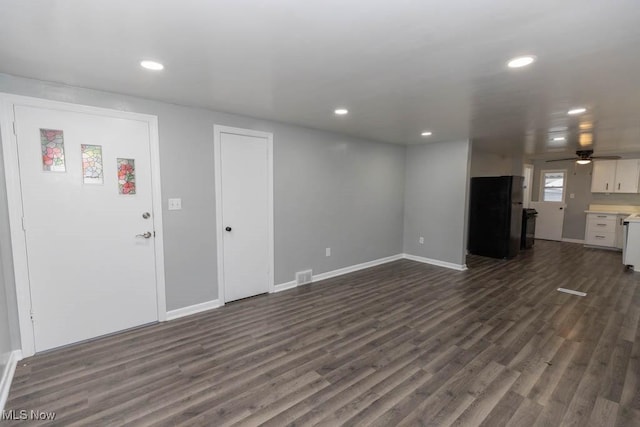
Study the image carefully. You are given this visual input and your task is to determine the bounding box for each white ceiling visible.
[1,0,640,157]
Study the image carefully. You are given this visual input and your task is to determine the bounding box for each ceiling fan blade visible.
[591,155,622,160]
[545,157,578,162]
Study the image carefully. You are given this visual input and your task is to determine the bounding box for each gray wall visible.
[0,73,406,312]
[403,140,471,266]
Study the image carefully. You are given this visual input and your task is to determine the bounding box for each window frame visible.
[539,169,567,203]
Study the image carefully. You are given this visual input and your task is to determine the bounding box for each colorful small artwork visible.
[117,158,136,195]
[81,145,103,184]
[40,129,66,172]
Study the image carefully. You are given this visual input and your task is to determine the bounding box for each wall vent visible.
[296,270,313,285]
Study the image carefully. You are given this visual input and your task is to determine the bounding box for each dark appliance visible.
[468,176,524,259]
[521,208,537,249]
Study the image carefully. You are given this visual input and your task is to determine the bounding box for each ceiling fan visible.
[546,150,621,164]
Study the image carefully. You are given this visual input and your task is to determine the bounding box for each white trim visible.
[313,254,404,282]
[0,350,22,412]
[402,253,468,271]
[0,93,166,357]
[272,253,468,293]
[166,300,221,321]
[213,125,274,305]
[274,281,297,293]
[148,116,167,322]
[562,238,585,244]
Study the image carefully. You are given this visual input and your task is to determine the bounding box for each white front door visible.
[14,104,159,352]
[531,169,567,241]
[215,126,273,303]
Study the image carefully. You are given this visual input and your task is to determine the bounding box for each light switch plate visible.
[168,198,182,210]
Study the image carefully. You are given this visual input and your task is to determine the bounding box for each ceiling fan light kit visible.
[546,150,622,164]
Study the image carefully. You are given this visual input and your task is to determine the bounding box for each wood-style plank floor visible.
[4,240,640,426]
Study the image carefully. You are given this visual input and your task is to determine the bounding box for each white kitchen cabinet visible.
[614,160,640,193]
[591,161,617,192]
[591,159,640,193]
[584,213,619,249]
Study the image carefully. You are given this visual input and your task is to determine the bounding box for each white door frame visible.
[523,163,534,208]
[0,93,167,357]
[213,125,274,305]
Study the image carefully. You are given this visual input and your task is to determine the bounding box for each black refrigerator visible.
[468,176,524,259]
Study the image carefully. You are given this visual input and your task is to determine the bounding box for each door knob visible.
[136,232,152,238]
[225,226,232,232]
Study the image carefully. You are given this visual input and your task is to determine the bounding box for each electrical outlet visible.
[570,193,575,199]
[168,198,182,210]
[419,237,424,244]
[326,247,331,257]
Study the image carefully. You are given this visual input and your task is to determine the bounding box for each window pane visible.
[544,188,563,202]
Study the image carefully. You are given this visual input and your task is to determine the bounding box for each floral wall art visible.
[40,128,66,172]
[117,158,136,194]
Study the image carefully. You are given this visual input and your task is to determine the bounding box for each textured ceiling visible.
[1,0,639,157]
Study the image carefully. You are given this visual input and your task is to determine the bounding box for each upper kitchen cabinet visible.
[591,159,640,193]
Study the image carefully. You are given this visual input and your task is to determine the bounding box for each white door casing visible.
[0,94,166,357]
[523,164,533,209]
[214,125,274,304]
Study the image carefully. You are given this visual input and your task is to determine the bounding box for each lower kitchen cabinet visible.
[584,213,625,250]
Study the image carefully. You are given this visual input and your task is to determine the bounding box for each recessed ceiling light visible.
[553,137,566,141]
[421,131,433,137]
[140,60,164,71]
[507,55,536,68]
[568,107,587,115]
[334,108,349,115]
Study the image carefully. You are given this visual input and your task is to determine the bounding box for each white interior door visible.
[15,104,159,352]
[217,127,273,303]
[531,169,567,241]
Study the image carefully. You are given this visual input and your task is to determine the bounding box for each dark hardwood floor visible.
[4,240,640,426]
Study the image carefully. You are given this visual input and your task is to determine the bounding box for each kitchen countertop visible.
[585,204,640,216]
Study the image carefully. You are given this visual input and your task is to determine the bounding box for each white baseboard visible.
[402,253,468,271]
[274,281,297,293]
[562,238,585,244]
[273,254,404,292]
[313,254,404,282]
[1,350,22,412]
[166,299,221,321]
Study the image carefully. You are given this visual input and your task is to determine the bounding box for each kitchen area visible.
[469,153,640,271]
[536,157,640,269]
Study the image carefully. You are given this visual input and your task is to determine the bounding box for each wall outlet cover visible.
[325,247,331,257]
[168,198,182,210]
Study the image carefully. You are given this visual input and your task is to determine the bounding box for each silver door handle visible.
[136,232,152,239]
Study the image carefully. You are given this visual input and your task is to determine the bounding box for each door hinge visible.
[12,121,17,136]
[30,309,34,322]
[153,231,156,237]
[21,216,26,231]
